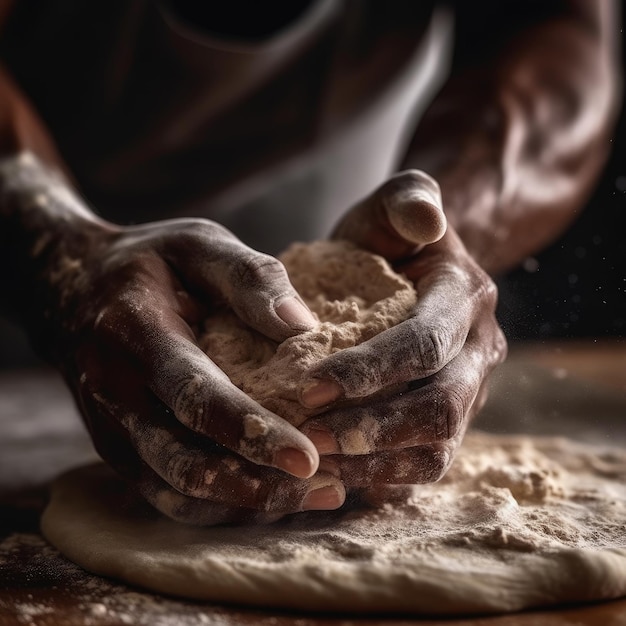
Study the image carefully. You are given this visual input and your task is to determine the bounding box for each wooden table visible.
[1,340,625,626]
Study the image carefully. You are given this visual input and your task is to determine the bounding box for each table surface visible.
[1,339,625,626]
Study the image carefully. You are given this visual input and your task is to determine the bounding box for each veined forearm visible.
[403,1,621,275]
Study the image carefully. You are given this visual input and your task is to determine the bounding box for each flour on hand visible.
[40,240,626,614]
[200,240,417,428]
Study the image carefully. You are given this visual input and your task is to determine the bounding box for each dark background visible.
[0,10,624,367]
[496,79,626,340]
[454,0,626,340]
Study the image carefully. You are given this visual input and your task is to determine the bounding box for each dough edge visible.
[41,455,626,615]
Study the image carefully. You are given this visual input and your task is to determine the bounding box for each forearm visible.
[402,0,621,275]
[0,65,110,352]
[0,153,115,357]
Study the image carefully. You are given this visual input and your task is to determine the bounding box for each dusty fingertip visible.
[387,197,447,245]
[275,297,318,332]
[273,447,319,478]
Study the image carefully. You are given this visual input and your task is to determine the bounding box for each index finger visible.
[148,335,321,478]
[96,299,320,479]
[299,261,485,406]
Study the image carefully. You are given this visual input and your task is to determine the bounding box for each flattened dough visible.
[41,241,626,614]
[41,432,626,614]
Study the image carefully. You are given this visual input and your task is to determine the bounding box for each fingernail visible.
[274,447,317,478]
[301,379,342,408]
[306,428,338,454]
[275,297,317,331]
[302,486,344,511]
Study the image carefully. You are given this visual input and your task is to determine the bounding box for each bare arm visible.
[402,0,621,274]
[0,59,94,340]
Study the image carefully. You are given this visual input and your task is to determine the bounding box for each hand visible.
[44,211,347,524]
[297,170,507,490]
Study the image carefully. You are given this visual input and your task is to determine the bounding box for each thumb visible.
[332,170,446,260]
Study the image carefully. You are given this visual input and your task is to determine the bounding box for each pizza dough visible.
[40,240,626,614]
[41,431,626,614]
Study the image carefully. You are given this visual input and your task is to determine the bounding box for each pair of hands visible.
[55,170,506,525]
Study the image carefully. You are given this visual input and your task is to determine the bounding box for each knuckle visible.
[444,397,464,440]
[165,453,205,497]
[433,385,465,441]
[235,253,287,288]
[215,455,281,513]
[172,374,213,432]
[161,219,232,259]
[320,346,383,398]
[171,218,218,241]
[254,474,301,513]
[413,327,450,373]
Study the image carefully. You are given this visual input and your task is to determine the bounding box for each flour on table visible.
[41,432,626,614]
[199,240,417,427]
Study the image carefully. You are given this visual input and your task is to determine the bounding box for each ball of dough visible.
[200,240,417,426]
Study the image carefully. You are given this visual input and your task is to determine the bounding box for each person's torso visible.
[1,0,452,252]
